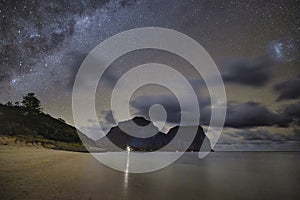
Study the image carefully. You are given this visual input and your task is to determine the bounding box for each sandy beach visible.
[0,144,299,200]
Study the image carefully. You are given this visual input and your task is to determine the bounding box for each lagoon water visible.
[0,148,299,200]
[115,152,300,200]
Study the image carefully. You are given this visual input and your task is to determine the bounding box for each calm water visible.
[96,152,300,200]
[2,150,299,200]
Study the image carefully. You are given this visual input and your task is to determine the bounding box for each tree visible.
[5,101,13,106]
[22,93,42,112]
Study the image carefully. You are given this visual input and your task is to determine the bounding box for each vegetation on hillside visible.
[0,93,93,152]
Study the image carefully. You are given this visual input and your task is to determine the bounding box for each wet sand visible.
[0,146,299,200]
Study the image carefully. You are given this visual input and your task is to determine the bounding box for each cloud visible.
[130,94,211,125]
[224,101,291,128]
[221,56,273,87]
[87,119,97,123]
[231,129,287,141]
[80,123,111,140]
[274,77,300,101]
[130,94,179,122]
[294,128,300,135]
[65,50,122,93]
[216,128,300,151]
[100,110,116,125]
[130,93,292,128]
[282,101,300,125]
[218,129,300,144]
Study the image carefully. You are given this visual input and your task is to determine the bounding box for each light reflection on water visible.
[86,152,300,200]
[123,147,130,198]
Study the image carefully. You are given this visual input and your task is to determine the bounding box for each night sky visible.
[1,0,300,150]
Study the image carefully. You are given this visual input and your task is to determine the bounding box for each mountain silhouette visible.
[96,117,212,152]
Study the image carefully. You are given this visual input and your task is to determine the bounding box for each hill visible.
[0,104,94,152]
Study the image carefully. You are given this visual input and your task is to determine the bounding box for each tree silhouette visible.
[22,93,42,112]
[5,101,13,106]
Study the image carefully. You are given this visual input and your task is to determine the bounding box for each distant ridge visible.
[96,116,212,152]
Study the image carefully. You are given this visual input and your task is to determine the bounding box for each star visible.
[11,78,17,84]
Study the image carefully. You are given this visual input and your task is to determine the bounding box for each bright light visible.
[126,146,131,152]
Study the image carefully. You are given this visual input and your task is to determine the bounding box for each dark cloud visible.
[232,130,285,141]
[274,77,300,101]
[225,101,291,128]
[217,129,300,151]
[66,49,134,91]
[66,51,121,93]
[198,101,293,128]
[221,56,273,87]
[282,101,300,125]
[294,128,300,135]
[130,94,211,125]
[100,110,116,125]
[130,94,181,123]
[231,129,300,142]
[130,93,293,128]
[87,119,97,123]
